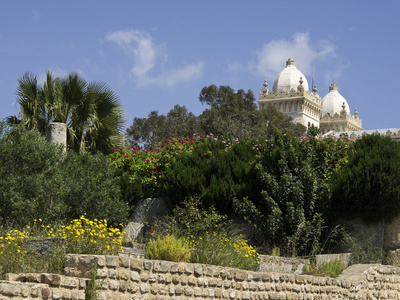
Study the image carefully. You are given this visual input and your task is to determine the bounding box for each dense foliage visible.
[126,85,305,149]
[9,72,124,154]
[116,130,355,256]
[241,133,352,255]
[331,134,400,223]
[159,133,353,256]
[162,136,260,213]
[110,134,208,204]
[0,123,128,227]
[127,105,200,150]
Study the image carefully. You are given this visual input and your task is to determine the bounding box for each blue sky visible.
[1,1,399,131]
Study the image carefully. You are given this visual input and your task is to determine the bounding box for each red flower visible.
[334,161,337,164]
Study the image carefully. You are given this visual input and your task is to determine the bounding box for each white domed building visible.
[319,83,362,133]
[258,58,363,134]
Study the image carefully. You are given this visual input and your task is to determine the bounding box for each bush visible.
[163,137,260,214]
[0,123,128,227]
[147,197,227,240]
[110,135,208,201]
[187,231,259,271]
[303,259,344,278]
[146,234,191,262]
[331,134,400,223]
[347,234,389,265]
[234,133,352,256]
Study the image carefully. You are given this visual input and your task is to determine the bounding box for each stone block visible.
[118,268,130,281]
[159,261,170,273]
[316,253,351,268]
[193,265,203,277]
[105,255,118,268]
[119,256,130,268]
[130,258,143,271]
[140,283,150,293]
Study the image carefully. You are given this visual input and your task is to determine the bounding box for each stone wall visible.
[4,254,400,299]
[258,255,310,274]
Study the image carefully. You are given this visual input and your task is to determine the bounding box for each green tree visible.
[127,105,199,149]
[331,134,400,223]
[257,105,306,139]
[198,85,260,138]
[199,85,305,139]
[126,85,305,150]
[11,72,124,154]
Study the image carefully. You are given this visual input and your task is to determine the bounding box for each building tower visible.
[319,83,362,134]
[258,58,322,129]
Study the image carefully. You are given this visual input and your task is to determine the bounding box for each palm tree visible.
[13,71,124,154]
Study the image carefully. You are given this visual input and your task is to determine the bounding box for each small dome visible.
[321,84,351,116]
[272,58,309,92]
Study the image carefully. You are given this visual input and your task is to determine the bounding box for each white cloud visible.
[323,60,352,84]
[141,62,205,87]
[105,29,204,87]
[251,32,336,78]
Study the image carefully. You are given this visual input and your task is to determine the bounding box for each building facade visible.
[258,58,363,134]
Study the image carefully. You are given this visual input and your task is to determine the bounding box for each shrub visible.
[146,234,191,262]
[110,135,209,201]
[163,136,260,215]
[331,134,400,223]
[146,197,227,241]
[303,259,344,278]
[347,234,389,265]
[0,123,128,227]
[233,133,352,256]
[187,231,259,270]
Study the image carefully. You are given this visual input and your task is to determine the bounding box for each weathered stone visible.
[105,256,118,268]
[194,265,203,277]
[108,269,117,279]
[130,271,140,282]
[140,272,149,282]
[130,258,143,271]
[159,261,170,273]
[118,268,130,281]
[140,283,150,293]
[119,256,130,268]
[185,264,194,274]
[143,260,152,271]
[127,282,139,293]
[108,279,119,291]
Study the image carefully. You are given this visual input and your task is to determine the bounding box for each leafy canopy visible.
[10,72,124,154]
[126,85,306,149]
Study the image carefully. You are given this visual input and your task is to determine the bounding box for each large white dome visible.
[321,84,350,116]
[272,58,309,93]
